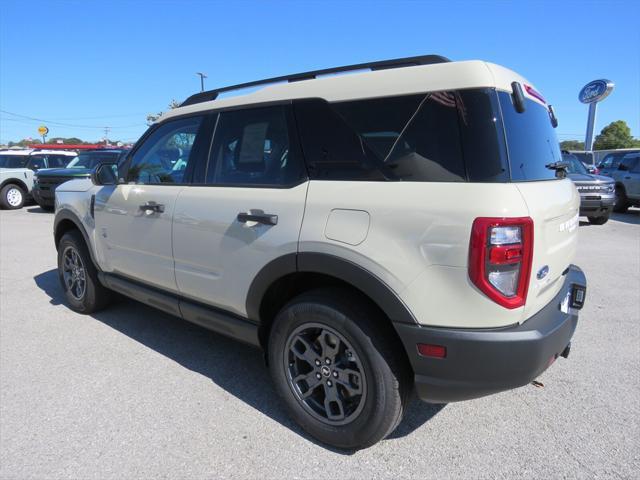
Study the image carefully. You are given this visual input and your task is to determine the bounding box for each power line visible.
[0,110,146,129]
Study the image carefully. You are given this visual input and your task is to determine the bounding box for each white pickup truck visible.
[0,167,34,209]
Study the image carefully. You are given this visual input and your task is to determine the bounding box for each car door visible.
[94,115,210,293]
[172,104,308,316]
[620,155,640,199]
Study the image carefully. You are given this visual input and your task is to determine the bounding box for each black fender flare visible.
[245,252,417,325]
[53,209,100,269]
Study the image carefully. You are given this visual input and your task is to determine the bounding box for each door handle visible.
[237,211,278,225]
[624,176,631,179]
[139,201,165,213]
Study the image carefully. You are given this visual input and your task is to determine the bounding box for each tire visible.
[613,185,629,213]
[57,230,111,313]
[0,184,25,210]
[268,288,410,450]
[587,215,609,225]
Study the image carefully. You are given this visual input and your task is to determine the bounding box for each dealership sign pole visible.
[579,79,614,151]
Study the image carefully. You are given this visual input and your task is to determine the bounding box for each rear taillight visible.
[469,217,534,309]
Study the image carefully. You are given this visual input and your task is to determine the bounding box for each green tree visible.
[146,99,181,125]
[560,140,585,151]
[593,120,640,150]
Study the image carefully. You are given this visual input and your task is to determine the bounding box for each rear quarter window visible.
[294,88,509,183]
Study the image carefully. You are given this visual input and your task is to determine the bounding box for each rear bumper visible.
[579,193,614,216]
[395,265,586,403]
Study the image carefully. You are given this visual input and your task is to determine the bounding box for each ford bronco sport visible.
[53,55,587,449]
[0,166,34,209]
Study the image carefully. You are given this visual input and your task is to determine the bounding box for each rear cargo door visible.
[498,90,580,319]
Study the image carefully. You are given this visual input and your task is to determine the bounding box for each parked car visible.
[53,55,586,449]
[32,149,126,210]
[0,167,34,209]
[608,152,640,213]
[594,148,640,167]
[598,149,640,177]
[0,149,76,171]
[561,152,615,224]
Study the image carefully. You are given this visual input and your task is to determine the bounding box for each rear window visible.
[498,91,560,181]
[294,88,509,182]
[0,155,29,168]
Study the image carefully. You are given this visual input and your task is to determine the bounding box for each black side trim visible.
[180,302,259,347]
[297,253,417,324]
[100,272,181,317]
[99,272,260,347]
[53,210,100,268]
[245,254,297,321]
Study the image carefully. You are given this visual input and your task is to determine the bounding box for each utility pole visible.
[103,126,111,146]
[196,72,207,92]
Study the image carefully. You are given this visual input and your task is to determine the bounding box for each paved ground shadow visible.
[34,268,444,453]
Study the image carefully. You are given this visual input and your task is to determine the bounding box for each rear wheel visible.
[57,230,111,313]
[0,184,25,209]
[268,289,410,450]
[587,215,609,225]
[613,185,629,213]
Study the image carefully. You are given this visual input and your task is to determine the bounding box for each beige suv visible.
[53,55,587,449]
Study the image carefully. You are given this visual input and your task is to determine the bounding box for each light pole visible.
[196,72,207,92]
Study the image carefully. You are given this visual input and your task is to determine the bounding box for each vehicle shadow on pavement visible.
[25,206,53,214]
[33,269,444,453]
[610,210,640,225]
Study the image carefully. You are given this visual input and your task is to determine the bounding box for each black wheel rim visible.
[284,323,367,426]
[62,246,86,301]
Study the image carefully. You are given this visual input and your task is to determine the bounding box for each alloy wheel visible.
[284,323,367,426]
[62,246,87,301]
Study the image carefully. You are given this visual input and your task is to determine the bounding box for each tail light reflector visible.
[417,344,447,358]
[469,217,534,309]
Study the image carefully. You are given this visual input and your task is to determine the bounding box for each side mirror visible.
[91,162,119,185]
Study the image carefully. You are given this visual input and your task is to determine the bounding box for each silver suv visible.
[609,153,640,213]
[53,55,587,449]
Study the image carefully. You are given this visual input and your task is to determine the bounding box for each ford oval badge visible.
[537,265,549,280]
[579,79,614,104]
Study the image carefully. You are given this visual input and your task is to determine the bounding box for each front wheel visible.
[0,184,25,209]
[57,230,111,313]
[588,215,609,225]
[613,185,629,213]
[268,289,410,450]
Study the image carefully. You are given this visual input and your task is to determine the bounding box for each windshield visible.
[498,92,560,181]
[0,155,29,168]
[66,151,120,169]
[562,154,588,175]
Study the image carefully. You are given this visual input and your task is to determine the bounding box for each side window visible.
[630,158,640,174]
[206,105,304,186]
[600,155,612,169]
[28,156,45,170]
[294,91,468,182]
[127,116,204,184]
[49,155,71,168]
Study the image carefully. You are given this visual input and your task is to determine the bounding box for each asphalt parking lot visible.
[1,206,638,479]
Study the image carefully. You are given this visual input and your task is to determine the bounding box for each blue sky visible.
[1,0,638,144]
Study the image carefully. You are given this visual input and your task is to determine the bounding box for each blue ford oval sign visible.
[579,79,614,104]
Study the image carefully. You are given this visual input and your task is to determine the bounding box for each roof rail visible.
[180,54,450,107]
